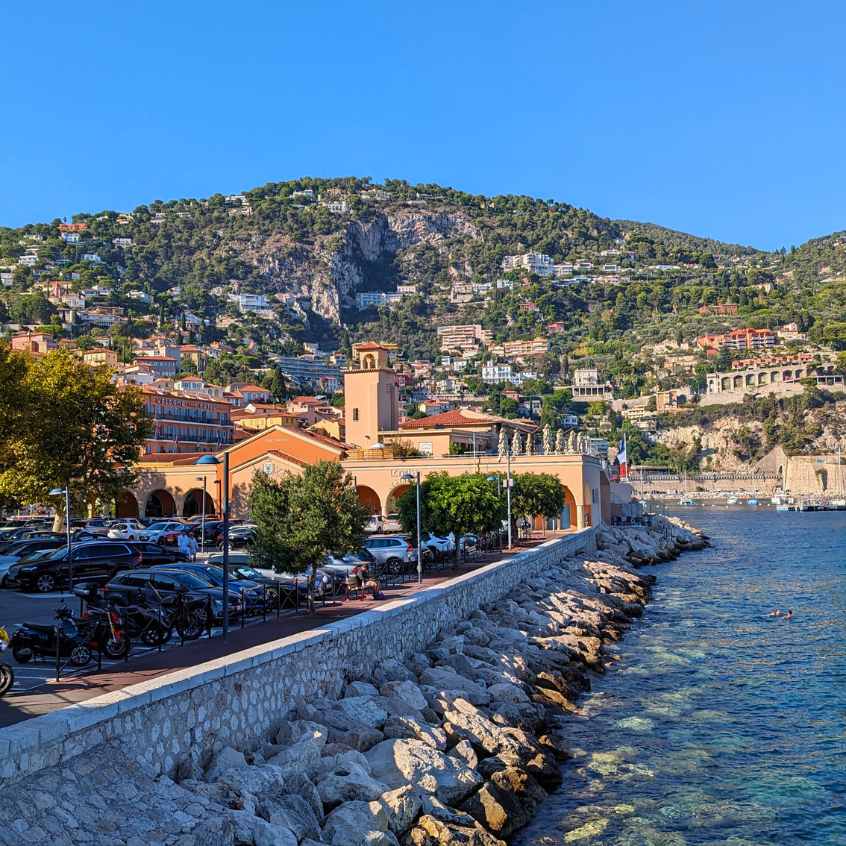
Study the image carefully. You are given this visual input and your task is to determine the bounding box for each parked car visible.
[7,541,143,593]
[125,542,189,566]
[102,568,240,622]
[362,535,418,574]
[0,538,70,586]
[143,521,192,545]
[321,547,384,587]
[0,530,66,554]
[421,531,456,557]
[364,514,383,533]
[219,524,256,550]
[85,518,116,536]
[382,513,402,532]
[107,519,150,541]
[150,562,266,613]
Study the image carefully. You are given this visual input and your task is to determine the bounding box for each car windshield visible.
[234,566,261,579]
[43,547,68,561]
[165,572,210,589]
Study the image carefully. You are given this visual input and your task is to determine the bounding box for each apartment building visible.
[141,386,234,454]
[490,337,550,359]
[570,368,615,401]
[230,293,270,313]
[696,328,777,352]
[437,324,493,354]
[501,253,555,277]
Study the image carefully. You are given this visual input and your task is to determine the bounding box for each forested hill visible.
[0,177,844,376]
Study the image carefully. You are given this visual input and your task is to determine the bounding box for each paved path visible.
[0,539,557,727]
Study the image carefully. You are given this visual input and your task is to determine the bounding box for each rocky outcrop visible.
[0,520,703,844]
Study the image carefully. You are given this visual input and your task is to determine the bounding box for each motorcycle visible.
[0,627,14,696]
[11,603,107,667]
[80,604,130,659]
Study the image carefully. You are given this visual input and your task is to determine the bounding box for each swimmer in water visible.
[768,609,782,617]
[785,609,793,620]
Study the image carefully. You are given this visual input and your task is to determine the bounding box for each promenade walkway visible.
[0,537,558,728]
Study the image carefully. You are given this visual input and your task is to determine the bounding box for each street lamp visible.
[195,475,208,555]
[49,486,72,592]
[401,471,422,584]
[196,453,230,638]
[486,475,503,549]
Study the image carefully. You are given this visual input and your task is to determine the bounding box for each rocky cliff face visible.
[243,210,480,325]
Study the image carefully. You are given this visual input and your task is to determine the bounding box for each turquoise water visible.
[514,508,846,846]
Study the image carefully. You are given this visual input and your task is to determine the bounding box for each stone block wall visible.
[0,529,596,787]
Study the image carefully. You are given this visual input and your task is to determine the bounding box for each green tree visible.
[511,473,565,528]
[397,473,504,540]
[264,368,289,402]
[249,462,367,604]
[0,349,149,520]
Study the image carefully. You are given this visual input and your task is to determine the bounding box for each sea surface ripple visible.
[513,508,846,846]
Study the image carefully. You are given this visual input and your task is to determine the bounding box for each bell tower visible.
[344,342,399,448]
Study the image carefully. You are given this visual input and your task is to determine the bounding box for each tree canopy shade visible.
[248,462,368,590]
[510,473,566,523]
[396,472,504,539]
[0,347,149,515]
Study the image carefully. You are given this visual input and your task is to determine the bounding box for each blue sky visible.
[2,1,845,249]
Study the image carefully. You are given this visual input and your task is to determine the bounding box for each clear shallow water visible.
[514,509,846,846]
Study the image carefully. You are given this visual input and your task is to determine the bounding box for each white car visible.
[107,519,149,541]
[143,521,191,544]
[421,532,455,555]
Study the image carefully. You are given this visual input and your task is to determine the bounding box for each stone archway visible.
[386,484,411,515]
[182,488,217,518]
[562,486,577,529]
[816,469,828,492]
[356,485,382,515]
[115,490,139,518]
[145,489,176,518]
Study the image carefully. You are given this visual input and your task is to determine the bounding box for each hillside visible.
[1,177,845,385]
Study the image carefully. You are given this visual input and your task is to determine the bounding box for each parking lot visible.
[0,537,554,727]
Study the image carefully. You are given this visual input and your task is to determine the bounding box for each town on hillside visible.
[1,178,845,502]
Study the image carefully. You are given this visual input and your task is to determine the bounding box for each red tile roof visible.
[399,410,501,430]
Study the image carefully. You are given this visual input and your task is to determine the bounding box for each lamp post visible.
[486,474,502,549]
[196,453,229,638]
[196,475,208,555]
[401,471,422,584]
[49,486,72,592]
[505,437,513,549]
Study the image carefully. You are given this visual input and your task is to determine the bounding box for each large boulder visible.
[486,682,529,704]
[380,680,428,712]
[419,668,489,706]
[365,739,482,805]
[378,785,422,835]
[258,794,322,842]
[231,811,298,846]
[316,759,390,807]
[404,814,507,846]
[347,680,380,697]
[442,700,504,756]
[459,768,546,839]
[382,715,448,751]
[322,800,389,845]
[205,746,248,782]
[337,696,389,729]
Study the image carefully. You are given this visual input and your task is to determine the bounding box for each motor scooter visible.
[0,627,14,695]
[11,603,101,667]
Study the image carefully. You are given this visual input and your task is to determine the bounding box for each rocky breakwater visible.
[0,520,705,846]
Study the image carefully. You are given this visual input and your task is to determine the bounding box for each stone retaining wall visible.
[0,529,596,788]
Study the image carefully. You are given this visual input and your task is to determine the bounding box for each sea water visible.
[513,508,846,845]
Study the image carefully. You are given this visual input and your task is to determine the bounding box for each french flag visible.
[617,436,628,479]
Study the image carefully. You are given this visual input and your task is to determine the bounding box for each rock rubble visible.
[0,518,704,845]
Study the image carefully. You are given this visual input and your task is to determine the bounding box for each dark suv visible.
[8,541,142,593]
[103,568,240,621]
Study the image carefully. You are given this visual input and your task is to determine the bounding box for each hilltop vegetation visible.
[1,176,845,390]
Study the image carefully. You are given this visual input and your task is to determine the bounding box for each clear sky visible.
[2,1,845,249]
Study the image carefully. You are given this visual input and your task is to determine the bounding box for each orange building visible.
[122,341,613,529]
